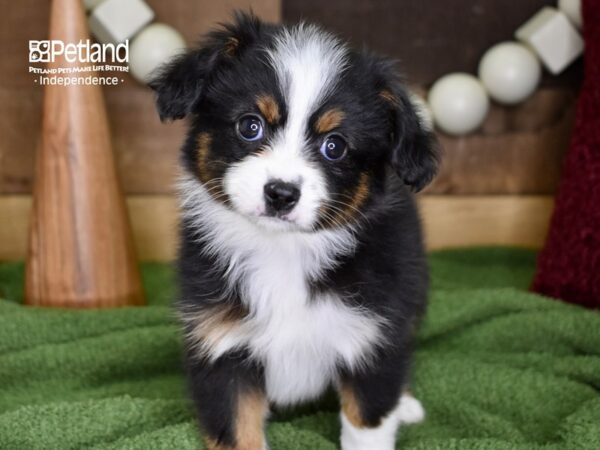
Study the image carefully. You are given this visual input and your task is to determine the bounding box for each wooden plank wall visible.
[0,0,580,260]
[0,195,554,261]
[283,0,581,195]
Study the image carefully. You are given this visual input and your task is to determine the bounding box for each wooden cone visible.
[25,0,145,307]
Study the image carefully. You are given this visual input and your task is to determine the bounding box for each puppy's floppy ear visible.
[374,60,440,192]
[149,11,263,121]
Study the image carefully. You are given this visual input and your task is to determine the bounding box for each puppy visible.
[151,12,439,450]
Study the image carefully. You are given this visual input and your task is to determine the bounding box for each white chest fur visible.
[180,178,384,406]
[230,240,382,406]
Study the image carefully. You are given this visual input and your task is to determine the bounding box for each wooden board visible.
[419,196,553,250]
[0,194,553,261]
[425,88,576,195]
[0,84,576,196]
[282,0,583,87]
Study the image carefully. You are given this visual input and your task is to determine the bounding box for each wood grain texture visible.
[25,0,144,308]
[282,0,583,86]
[419,196,553,249]
[1,196,178,262]
[0,0,576,196]
[0,194,554,262]
[0,85,576,195]
[424,88,576,195]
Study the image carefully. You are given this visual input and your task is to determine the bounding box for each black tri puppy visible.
[151,12,439,450]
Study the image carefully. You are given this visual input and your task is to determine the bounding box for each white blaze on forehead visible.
[266,24,349,153]
[222,25,349,231]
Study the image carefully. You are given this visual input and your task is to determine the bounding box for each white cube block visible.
[89,0,154,44]
[515,7,583,75]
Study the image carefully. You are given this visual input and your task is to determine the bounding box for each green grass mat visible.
[0,248,599,449]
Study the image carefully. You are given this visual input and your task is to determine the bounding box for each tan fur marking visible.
[234,390,268,449]
[379,89,399,105]
[318,172,371,229]
[256,95,280,124]
[339,384,365,428]
[205,438,229,450]
[347,172,370,214]
[197,132,213,183]
[196,133,229,203]
[224,37,240,56]
[315,108,345,133]
[203,390,267,450]
[183,303,248,357]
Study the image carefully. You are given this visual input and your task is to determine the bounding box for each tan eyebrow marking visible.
[315,108,345,134]
[256,94,280,124]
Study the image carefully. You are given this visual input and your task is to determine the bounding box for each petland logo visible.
[29,39,129,86]
[29,39,129,63]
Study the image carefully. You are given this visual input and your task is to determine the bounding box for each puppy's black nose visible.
[264,180,301,214]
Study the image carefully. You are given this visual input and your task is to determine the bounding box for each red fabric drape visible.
[531,0,600,307]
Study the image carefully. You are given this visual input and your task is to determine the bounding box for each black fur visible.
[151,11,439,448]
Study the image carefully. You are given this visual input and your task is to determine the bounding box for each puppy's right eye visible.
[237,115,264,142]
[320,134,347,161]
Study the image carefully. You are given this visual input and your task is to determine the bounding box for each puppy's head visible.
[151,12,439,232]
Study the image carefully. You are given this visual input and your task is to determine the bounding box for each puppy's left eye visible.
[320,135,347,161]
[237,115,264,142]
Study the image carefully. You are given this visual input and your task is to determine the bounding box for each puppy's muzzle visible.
[264,180,301,215]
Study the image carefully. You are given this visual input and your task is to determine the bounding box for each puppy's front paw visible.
[396,393,425,424]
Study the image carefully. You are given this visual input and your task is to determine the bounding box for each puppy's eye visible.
[237,115,264,142]
[320,135,347,161]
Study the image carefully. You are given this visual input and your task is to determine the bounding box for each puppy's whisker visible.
[318,208,345,230]
[328,199,371,224]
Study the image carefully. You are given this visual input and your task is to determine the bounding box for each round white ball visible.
[129,24,187,84]
[478,42,541,105]
[428,73,489,135]
[559,0,582,28]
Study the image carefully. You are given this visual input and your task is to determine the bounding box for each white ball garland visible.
[85,0,584,134]
[478,42,541,105]
[129,24,186,84]
[86,0,188,85]
[423,0,583,136]
[428,73,489,135]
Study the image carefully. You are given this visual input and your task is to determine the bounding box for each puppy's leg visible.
[338,352,424,450]
[185,349,268,450]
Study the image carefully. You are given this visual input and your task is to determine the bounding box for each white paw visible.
[396,394,425,424]
[340,412,398,450]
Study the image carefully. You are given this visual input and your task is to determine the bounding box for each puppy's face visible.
[152,13,438,232]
